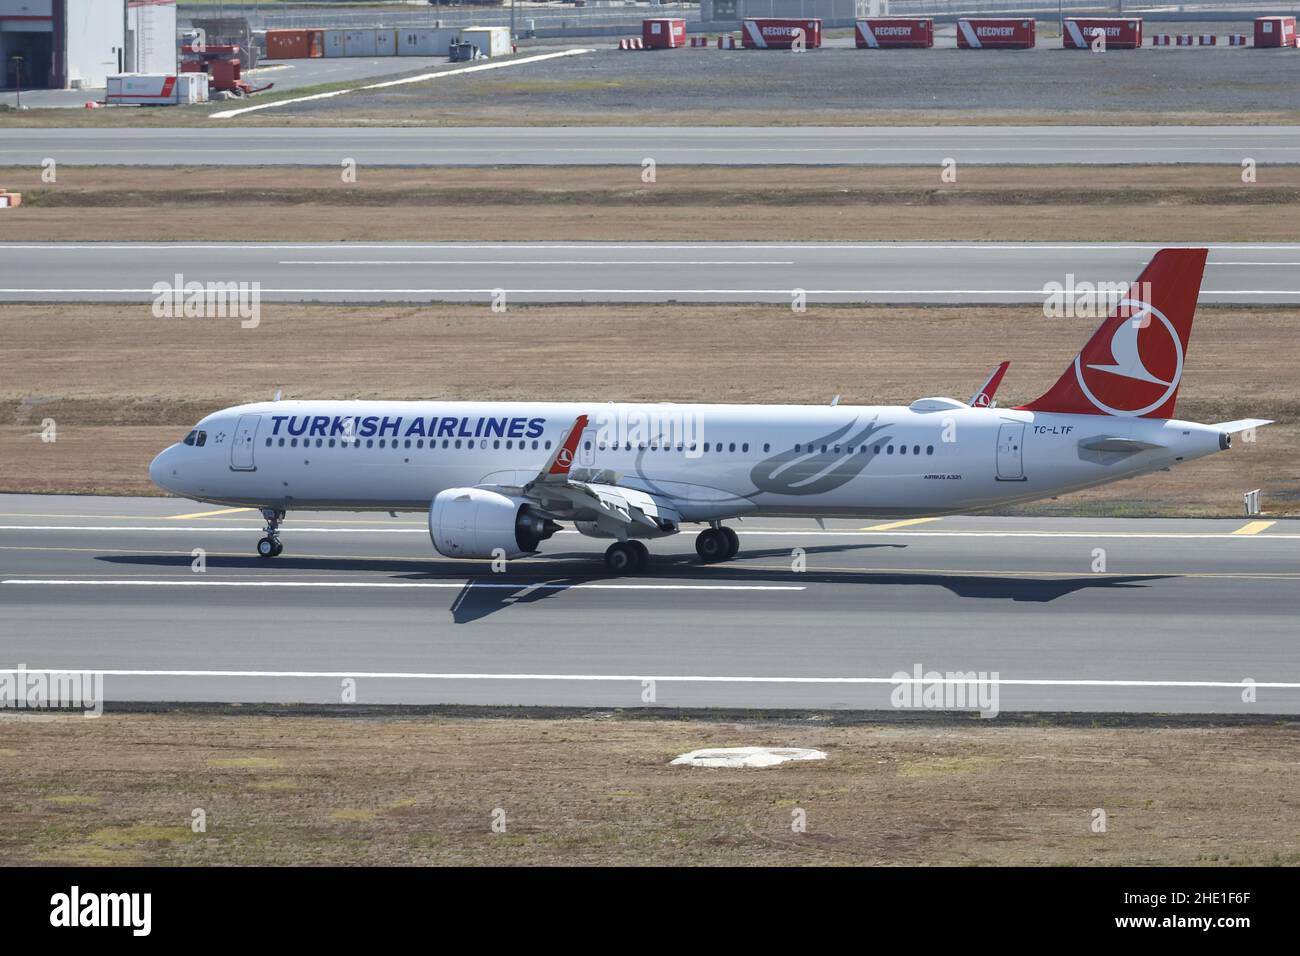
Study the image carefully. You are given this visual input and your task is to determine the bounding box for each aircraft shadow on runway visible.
[97,549,1175,625]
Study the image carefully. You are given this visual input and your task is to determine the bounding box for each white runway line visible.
[209,48,595,119]
[3,525,1296,540]
[6,243,1300,251]
[1,667,1296,689]
[1,579,804,592]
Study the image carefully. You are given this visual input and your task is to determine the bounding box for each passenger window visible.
[532,440,539,450]
[405,439,412,448]
[265,438,272,447]
[873,445,880,453]
[278,438,285,447]
[900,445,907,455]
[378,439,386,448]
[704,443,711,452]
[914,445,921,456]
[366,439,374,448]
[455,440,462,448]
[794,444,800,453]
[545,441,552,450]
[494,440,501,449]
[728,443,736,452]
[583,441,591,450]
[290,438,298,448]
[763,443,770,452]
[927,445,934,455]
[887,445,894,454]
[329,439,336,448]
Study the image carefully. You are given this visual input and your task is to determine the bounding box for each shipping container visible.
[460,26,512,58]
[956,18,1036,49]
[742,18,822,49]
[855,18,933,49]
[106,73,200,106]
[642,18,687,49]
[398,28,462,56]
[1254,16,1296,47]
[1063,18,1141,49]
[266,28,323,60]
[375,29,398,57]
[323,30,346,58]
[343,30,377,57]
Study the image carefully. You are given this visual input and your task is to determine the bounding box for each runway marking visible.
[166,507,253,520]
[2,525,1299,540]
[1231,520,1276,535]
[5,289,1298,297]
[7,243,1300,251]
[279,260,799,267]
[0,579,804,592]
[2,667,1297,690]
[210,48,596,118]
[860,517,941,531]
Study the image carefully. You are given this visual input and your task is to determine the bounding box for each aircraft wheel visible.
[257,536,279,558]
[720,526,740,559]
[695,528,727,563]
[604,541,645,575]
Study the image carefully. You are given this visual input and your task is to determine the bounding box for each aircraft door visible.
[231,414,260,471]
[995,423,1025,481]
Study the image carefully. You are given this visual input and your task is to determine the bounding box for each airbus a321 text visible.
[150,249,1270,574]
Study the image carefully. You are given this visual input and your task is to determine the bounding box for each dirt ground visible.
[1,712,1296,866]
[5,165,1298,241]
[0,302,1294,514]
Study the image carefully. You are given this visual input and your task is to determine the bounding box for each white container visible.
[106,73,183,106]
[176,72,209,104]
[398,28,461,56]
[374,29,397,56]
[323,30,346,57]
[460,26,511,58]
[343,29,377,57]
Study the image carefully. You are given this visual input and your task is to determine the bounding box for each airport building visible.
[0,0,174,91]
[702,0,873,25]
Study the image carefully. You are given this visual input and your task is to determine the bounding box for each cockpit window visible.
[195,431,207,447]
[183,430,197,446]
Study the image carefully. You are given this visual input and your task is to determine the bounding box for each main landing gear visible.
[256,508,285,558]
[695,525,740,563]
[604,540,649,574]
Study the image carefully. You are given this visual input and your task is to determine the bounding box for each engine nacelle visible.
[429,487,559,559]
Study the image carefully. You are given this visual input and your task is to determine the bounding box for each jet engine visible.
[429,487,560,559]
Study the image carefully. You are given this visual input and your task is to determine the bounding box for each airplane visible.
[149,247,1270,574]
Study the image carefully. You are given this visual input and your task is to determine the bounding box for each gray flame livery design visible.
[747,419,892,496]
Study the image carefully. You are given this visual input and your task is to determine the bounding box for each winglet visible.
[970,361,1010,408]
[543,414,589,479]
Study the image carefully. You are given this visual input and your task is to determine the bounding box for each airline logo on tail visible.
[1019,248,1207,420]
[1075,298,1184,417]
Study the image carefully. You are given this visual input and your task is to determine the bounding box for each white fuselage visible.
[149,399,1228,521]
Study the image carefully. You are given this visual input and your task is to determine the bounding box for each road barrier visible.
[957,18,1036,50]
[1062,18,1141,50]
[855,18,933,49]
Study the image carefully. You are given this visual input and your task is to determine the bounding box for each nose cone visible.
[149,446,178,494]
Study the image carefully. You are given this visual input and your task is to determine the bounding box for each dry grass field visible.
[1,712,1296,866]
[4,165,1298,242]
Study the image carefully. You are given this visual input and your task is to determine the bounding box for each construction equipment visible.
[180,43,273,98]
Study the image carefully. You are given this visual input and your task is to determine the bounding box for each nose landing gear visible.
[257,508,285,558]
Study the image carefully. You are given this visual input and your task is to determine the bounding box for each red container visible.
[266,28,323,60]
[1254,16,1296,47]
[1063,18,1142,49]
[855,18,933,49]
[957,18,1035,49]
[742,18,822,49]
[642,18,686,49]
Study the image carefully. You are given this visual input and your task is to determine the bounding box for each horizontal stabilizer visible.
[1213,418,1273,433]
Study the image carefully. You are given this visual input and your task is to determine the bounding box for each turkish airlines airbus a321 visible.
[150,248,1269,574]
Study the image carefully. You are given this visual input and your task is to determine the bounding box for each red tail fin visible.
[1018,248,1207,419]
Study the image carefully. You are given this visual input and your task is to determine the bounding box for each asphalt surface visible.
[1,241,1297,305]
[1,494,1297,713]
[3,125,1299,165]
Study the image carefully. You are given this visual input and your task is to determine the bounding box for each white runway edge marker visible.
[209,48,594,119]
[0,667,1296,689]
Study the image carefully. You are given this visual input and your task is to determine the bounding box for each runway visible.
[2,241,1299,305]
[3,126,1299,167]
[1,494,1297,714]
